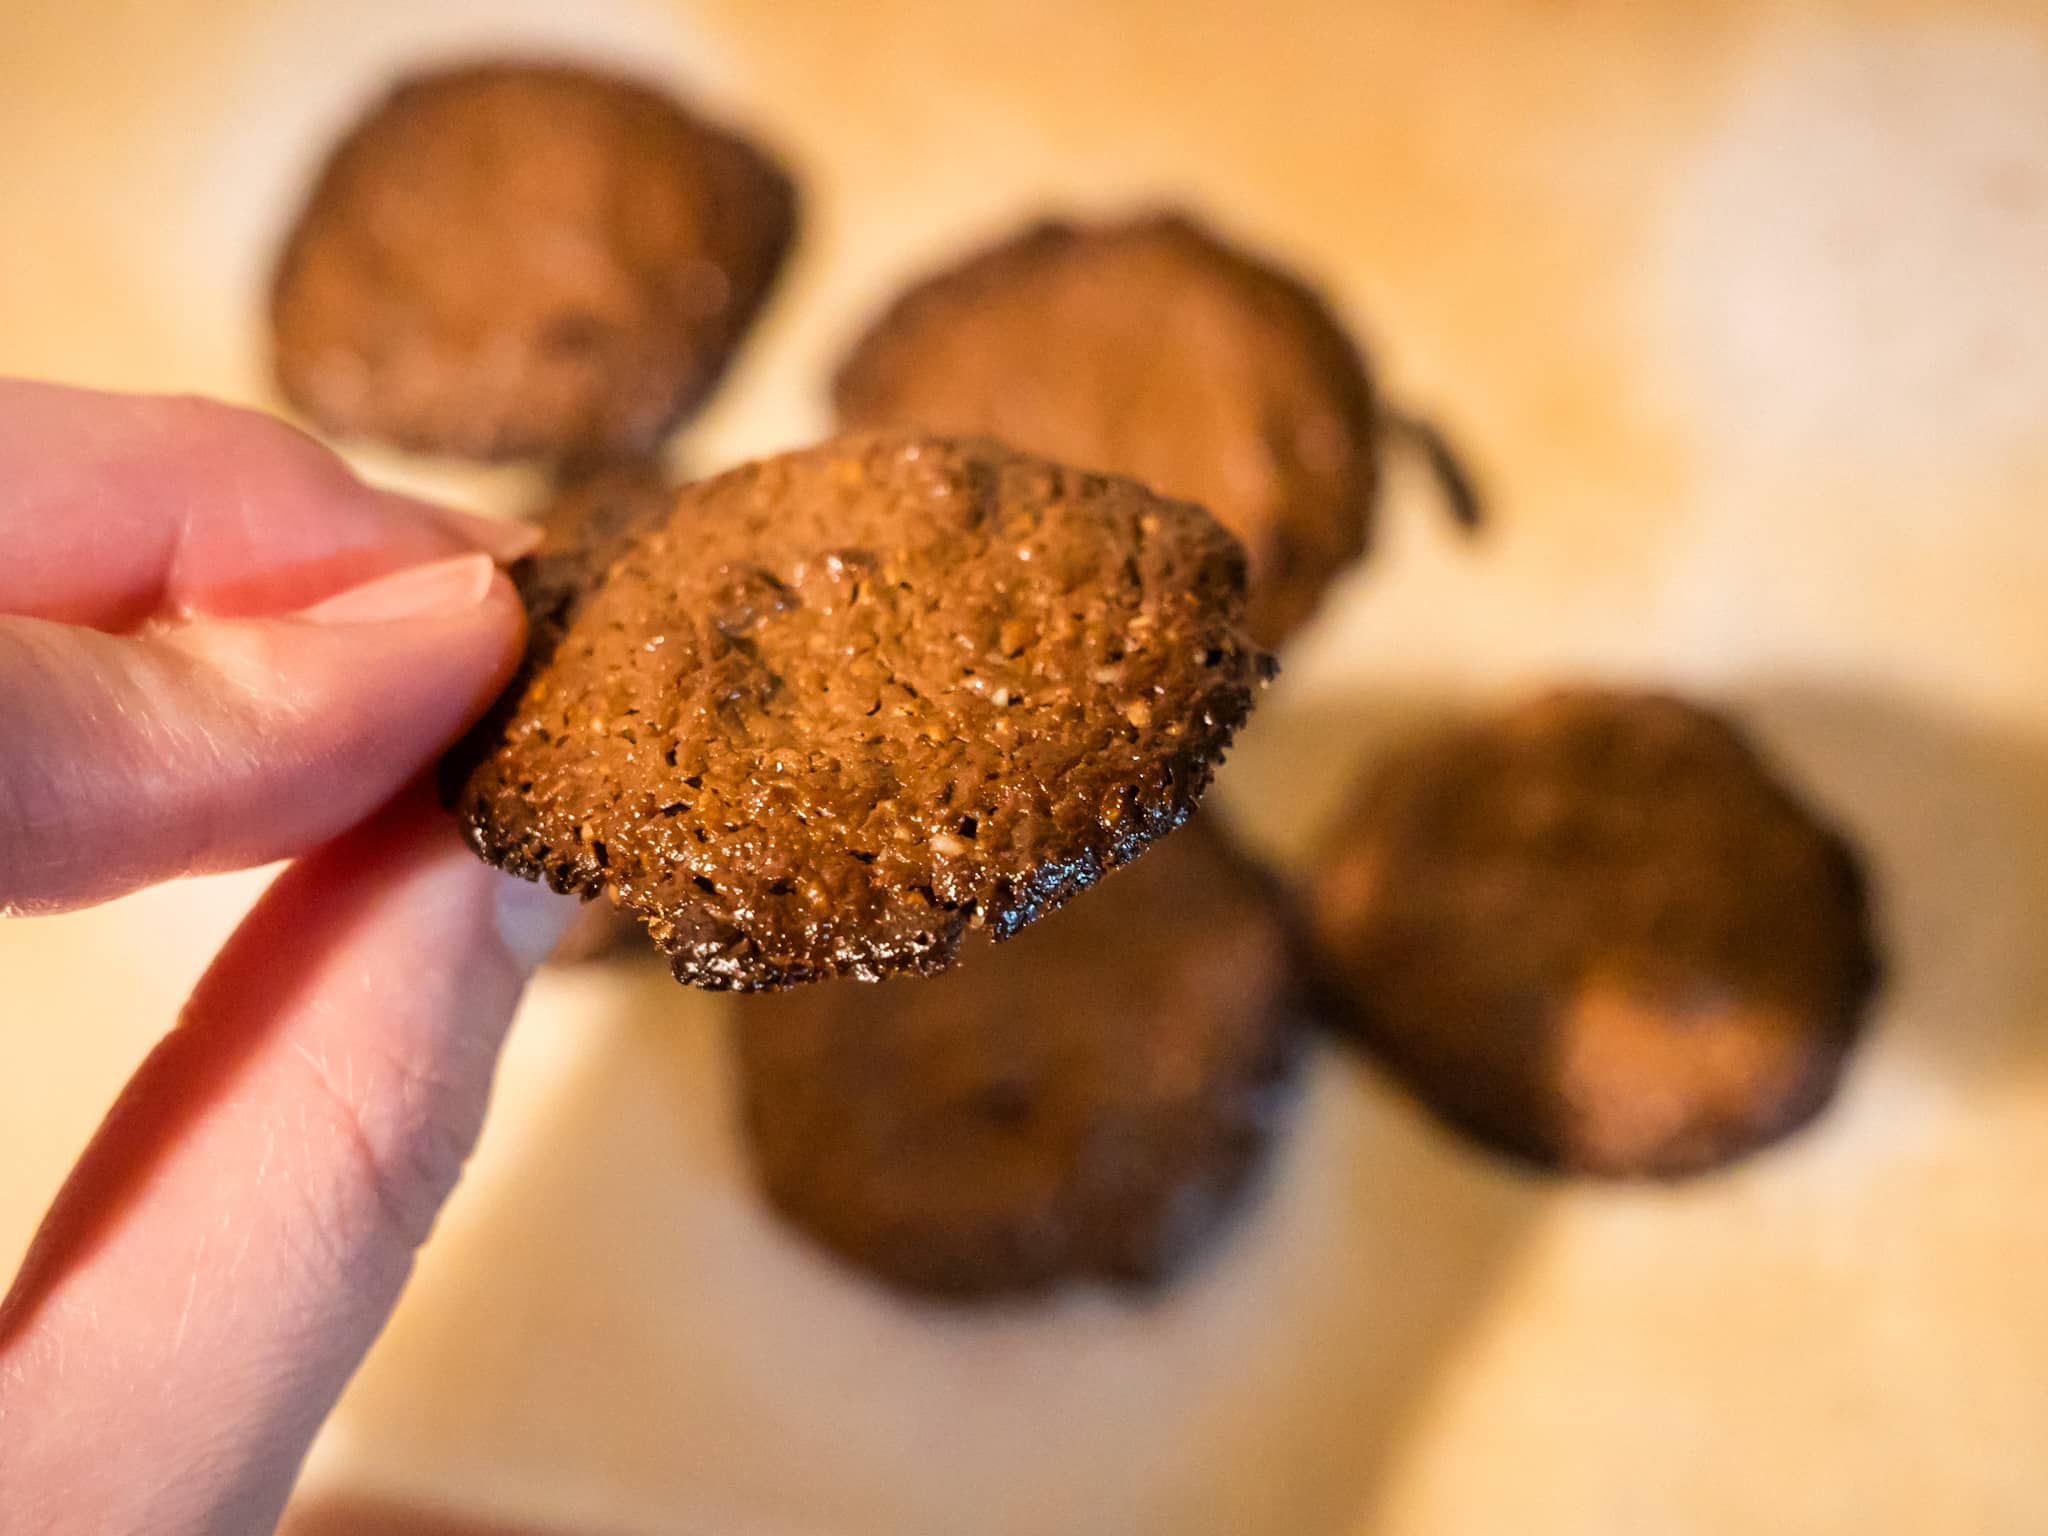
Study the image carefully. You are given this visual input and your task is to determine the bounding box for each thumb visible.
[0,553,524,914]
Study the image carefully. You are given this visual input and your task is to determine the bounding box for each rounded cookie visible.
[272,61,796,460]
[732,819,1310,1298]
[833,213,1377,647]
[1309,690,1881,1178]
[451,433,1271,990]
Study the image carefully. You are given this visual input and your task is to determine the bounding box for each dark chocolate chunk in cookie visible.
[732,818,1310,1297]
[833,213,1377,646]
[451,433,1271,990]
[272,61,796,460]
[1309,690,1881,1178]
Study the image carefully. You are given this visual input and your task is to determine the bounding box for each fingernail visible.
[300,553,497,625]
[494,876,580,970]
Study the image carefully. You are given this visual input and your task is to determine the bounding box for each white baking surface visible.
[3,2,2046,1531]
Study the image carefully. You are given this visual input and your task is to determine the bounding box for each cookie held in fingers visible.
[833,213,1378,646]
[732,818,1311,1298]
[533,457,679,559]
[443,457,679,818]
[450,433,1272,990]
[514,458,680,659]
[1309,690,1881,1178]
[507,462,678,966]
[271,61,796,460]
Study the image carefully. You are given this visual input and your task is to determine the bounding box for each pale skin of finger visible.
[0,792,571,1536]
[280,1497,587,1536]
[0,554,525,914]
[0,381,562,1529]
[0,379,536,914]
[0,381,536,628]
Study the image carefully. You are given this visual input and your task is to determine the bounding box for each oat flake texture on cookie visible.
[449,433,1272,990]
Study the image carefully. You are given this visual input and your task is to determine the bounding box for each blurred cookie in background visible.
[730,818,1317,1298]
[272,60,796,461]
[1309,689,1881,1178]
[832,212,1387,648]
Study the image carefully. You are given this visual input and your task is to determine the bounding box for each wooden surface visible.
[4,1,2047,1530]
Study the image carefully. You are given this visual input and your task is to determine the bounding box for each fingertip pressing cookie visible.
[451,433,1271,990]
[1309,689,1881,1178]
[731,817,1312,1297]
[832,212,1378,647]
[272,60,796,460]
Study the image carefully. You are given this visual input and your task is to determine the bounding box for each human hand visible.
[0,382,572,1534]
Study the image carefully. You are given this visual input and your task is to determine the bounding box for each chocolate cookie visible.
[534,457,678,559]
[447,458,678,810]
[517,463,678,965]
[732,819,1309,1297]
[1310,690,1880,1178]
[451,433,1271,990]
[517,458,679,663]
[272,61,796,460]
[832,213,1378,646]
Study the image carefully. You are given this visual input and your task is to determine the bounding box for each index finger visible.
[0,380,535,629]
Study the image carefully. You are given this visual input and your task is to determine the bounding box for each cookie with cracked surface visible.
[272,61,795,460]
[833,213,1377,647]
[732,818,1309,1297]
[1309,690,1881,1178]
[450,433,1271,990]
